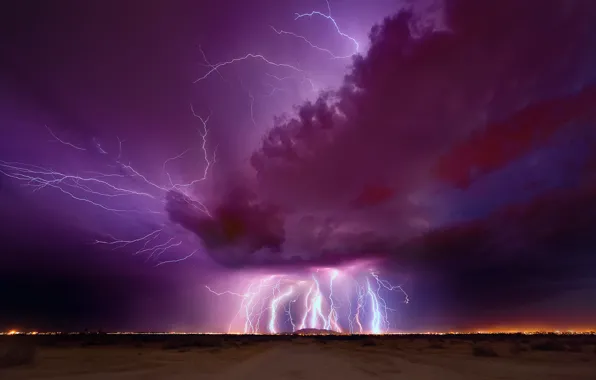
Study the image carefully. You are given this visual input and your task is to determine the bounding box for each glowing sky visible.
[1,0,596,332]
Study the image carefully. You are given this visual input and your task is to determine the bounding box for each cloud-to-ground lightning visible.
[206,263,409,334]
[0,0,407,321]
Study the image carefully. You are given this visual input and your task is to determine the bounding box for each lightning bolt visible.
[93,229,163,249]
[270,26,354,60]
[193,53,303,83]
[285,299,297,332]
[45,125,86,151]
[326,269,341,332]
[269,286,295,333]
[353,283,366,333]
[93,137,108,154]
[0,101,217,264]
[366,278,383,334]
[206,266,408,334]
[0,1,410,322]
[155,249,198,267]
[293,1,360,55]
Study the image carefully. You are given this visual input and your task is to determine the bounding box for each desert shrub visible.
[0,342,37,368]
[472,344,499,357]
[530,339,567,352]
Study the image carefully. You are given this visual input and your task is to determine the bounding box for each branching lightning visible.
[0,1,410,328]
[1,105,217,265]
[270,1,360,60]
[155,249,198,267]
[270,26,354,60]
[206,264,409,334]
[193,53,304,83]
[293,1,360,55]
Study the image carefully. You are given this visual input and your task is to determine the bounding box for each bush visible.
[472,344,499,357]
[428,342,446,349]
[0,342,37,368]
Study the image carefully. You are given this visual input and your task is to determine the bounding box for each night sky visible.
[1,0,596,333]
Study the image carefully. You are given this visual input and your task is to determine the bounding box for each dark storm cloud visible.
[3,0,596,331]
[435,84,596,188]
[351,185,396,208]
[165,187,285,267]
[392,183,596,315]
[251,0,596,206]
[177,0,596,265]
[162,0,596,321]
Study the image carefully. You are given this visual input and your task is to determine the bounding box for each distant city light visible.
[1,330,594,336]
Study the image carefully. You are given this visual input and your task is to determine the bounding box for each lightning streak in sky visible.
[270,26,354,60]
[45,125,86,151]
[193,53,303,83]
[154,249,198,267]
[270,1,359,60]
[0,2,405,328]
[206,263,408,334]
[0,105,217,265]
[293,1,360,55]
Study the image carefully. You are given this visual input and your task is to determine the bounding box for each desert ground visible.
[1,334,595,379]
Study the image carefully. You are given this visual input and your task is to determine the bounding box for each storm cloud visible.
[170,0,596,263]
[165,187,285,267]
[4,0,596,330]
[161,0,596,317]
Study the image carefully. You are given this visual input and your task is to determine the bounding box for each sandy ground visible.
[2,338,595,379]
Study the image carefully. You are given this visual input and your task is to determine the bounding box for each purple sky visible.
[1,0,596,332]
